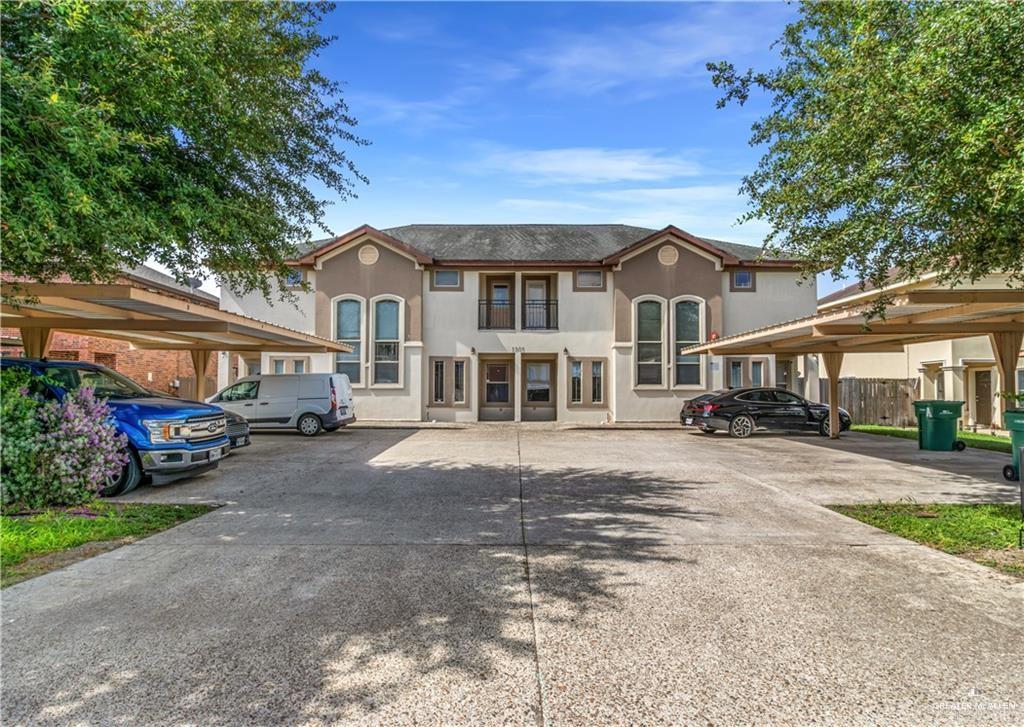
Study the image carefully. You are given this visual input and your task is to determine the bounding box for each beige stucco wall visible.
[721,270,817,336]
[422,270,614,423]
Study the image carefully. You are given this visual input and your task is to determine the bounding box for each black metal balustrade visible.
[523,299,558,330]
[478,299,559,329]
[479,300,514,329]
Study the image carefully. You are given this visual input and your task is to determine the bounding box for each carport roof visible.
[2,281,349,353]
[680,282,1024,356]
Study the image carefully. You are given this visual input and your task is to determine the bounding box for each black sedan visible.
[680,387,852,438]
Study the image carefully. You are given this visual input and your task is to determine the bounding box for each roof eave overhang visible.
[294,225,434,266]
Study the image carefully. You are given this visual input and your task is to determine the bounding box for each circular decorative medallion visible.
[657,245,679,266]
[358,244,379,265]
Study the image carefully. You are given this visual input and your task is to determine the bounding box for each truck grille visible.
[186,414,226,442]
[226,419,249,437]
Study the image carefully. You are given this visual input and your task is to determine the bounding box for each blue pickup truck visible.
[1,358,230,495]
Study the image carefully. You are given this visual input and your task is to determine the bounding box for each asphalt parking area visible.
[2,428,1021,725]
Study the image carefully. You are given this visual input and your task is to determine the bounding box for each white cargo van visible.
[208,373,355,436]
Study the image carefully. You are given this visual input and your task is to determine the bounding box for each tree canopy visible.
[1,0,365,298]
[709,1,1023,300]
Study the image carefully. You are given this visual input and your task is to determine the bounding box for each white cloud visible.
[523,4,789,97]
[477,147,701,185]
[498,198,598,212]
[347,86,483,132]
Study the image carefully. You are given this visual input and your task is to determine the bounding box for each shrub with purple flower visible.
[2,367,128,510]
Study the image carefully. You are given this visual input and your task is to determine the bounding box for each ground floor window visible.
[526,363,551,402]
[591,361,603,404]
[430,357,469,407]
[485,364,510,403]
[751,360,763,387]
[570,361,583,403]
[432,360,445,404]
[729,360,743,388]
[453,361,466,404]
[568,358,606,407]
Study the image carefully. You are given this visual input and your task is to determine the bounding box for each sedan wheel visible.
[728,415,754,439]
[297,413,323,437]
[819,418,831,437]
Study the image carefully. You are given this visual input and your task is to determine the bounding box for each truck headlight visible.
[143,419,189,443]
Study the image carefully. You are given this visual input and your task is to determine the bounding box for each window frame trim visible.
[729,269,756,292]
[632,295,668,390]
[430,269,464,291]
[330,294,367,389]
[369,294,405,389]
[573,269,606,292]
[567,357,608,408]
[670,295,706,391]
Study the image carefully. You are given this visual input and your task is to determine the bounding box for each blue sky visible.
[183,1,849,296]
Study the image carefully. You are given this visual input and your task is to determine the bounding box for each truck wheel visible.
[100,450,142,497]
[297,413,323,437]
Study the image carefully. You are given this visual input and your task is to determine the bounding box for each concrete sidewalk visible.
[2,428,1021,725]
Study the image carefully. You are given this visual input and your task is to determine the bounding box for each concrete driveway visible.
[2,428,1021,725]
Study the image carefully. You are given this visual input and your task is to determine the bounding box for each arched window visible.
[635,299,664,386]
[673,298,704,387]
[334,297,363,384]
[372,297,402,385]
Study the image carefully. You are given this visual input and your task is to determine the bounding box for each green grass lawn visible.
[830,502,1023,576]
[852,424,1012,453]
[1,502,214,587]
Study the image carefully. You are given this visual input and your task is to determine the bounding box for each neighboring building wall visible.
[1,330,217,393]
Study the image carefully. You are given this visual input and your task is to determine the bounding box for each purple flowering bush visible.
[1,368,128,510]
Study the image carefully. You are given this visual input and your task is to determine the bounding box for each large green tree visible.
[710,1,1023,300]
[1,0,365,298]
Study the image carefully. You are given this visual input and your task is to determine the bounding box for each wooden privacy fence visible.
[820,377,919,427]
[178,376,217,402]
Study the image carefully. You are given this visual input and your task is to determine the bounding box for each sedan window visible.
[772,391,804,404]
[737,390,774,403]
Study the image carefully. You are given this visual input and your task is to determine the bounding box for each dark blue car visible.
[1,358,230,495]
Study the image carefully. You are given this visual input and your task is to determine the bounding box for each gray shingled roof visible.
[383,224,656,261]
[296,224,773,263]
[123,265,219,304]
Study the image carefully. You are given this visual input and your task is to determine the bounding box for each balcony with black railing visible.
[522,299,558,330]
[478,300,514,329]
[478,299,559,330]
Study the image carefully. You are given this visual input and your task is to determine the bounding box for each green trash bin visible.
[1002,409,1024,481]
[913,400,966,452]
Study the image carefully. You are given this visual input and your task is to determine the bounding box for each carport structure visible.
[680,285,1024,438]
[2,282,349,399]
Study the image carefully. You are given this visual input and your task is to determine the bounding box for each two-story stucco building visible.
[218,224,820,423]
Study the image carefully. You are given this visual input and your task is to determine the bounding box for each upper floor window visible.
[731,270,755,291]
[335,298,363,384]
[673,299,702,387]
[373,298,401,385]
[432,270,461,289]
[636,300,664,386]
[574,270,604,290]
[284,268,304,287]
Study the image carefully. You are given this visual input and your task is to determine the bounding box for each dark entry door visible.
[975,370,992,425]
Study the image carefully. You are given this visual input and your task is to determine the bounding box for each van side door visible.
[256,377,299,427]
[215,380,260,420]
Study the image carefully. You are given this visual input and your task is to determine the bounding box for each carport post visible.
[821,352,844,440]
[989,330,1023,427]
[19,327,52,359]
[190,349,212,401]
